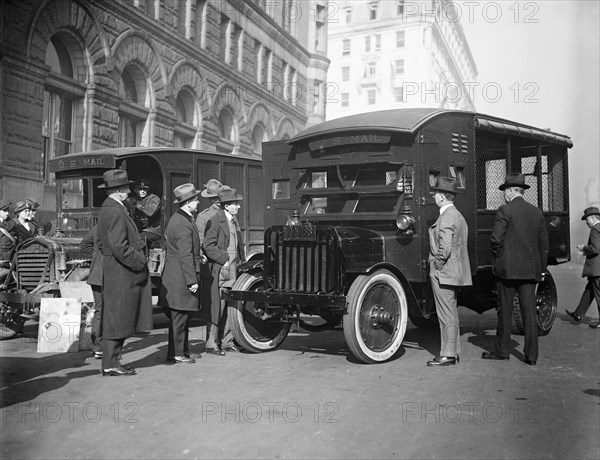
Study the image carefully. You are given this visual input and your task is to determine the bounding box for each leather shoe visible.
[102,366,136,376]
[481,351,509,360]
[566,310,582,322]
[222,344,242,353]
[205,347,225,356]
[589,321,600,329]
[173,355,196,364]
[525,359,537,365]
[427,356,458,366]
[92,351,103,359]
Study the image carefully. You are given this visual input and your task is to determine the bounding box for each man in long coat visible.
[203,188,245,355]
[566,207,600,328]
[484,173,549,365]
[427,177,472,367]
[96,169,152,376]
[159,183,203,363]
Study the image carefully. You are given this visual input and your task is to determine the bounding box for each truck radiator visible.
[16,240,53,291]
[265,226,339,293]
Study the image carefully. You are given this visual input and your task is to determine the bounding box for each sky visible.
[453,1,599,247]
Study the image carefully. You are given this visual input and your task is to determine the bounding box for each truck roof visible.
[290,108,573,148]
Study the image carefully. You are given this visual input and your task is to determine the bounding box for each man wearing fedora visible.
[196,179,228,247]
[566,206,600,328]
[128,178,162,247]
[96,169,153,376]
[203,188,246,355]
[159,184,203,364]
[484,173,549,365]
[426,177,472,367]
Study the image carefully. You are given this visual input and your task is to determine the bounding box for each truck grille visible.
[265,225,340,293]
[16,240,53,291]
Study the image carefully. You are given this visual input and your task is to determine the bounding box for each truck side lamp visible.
[396,205,416,232]
[56,252,67,271]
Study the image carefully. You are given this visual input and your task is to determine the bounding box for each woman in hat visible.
[566,206,600,328]
[202,188,246,355]
[11,201,35,245]
[159,183,203,363]
[96,169,152,376]
[0,199,16,281]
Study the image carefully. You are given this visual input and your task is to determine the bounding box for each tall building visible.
[326,0,477,120]
[0,0,330,221]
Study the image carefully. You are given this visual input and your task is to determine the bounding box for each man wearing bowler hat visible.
[96,169,153,376]
[426,177,472,367]
[159,183,203,364]
[203,188,246,355]
[566,206,600,328]
[483,173,549,365]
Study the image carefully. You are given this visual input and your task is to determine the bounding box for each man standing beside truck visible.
[484,173,549,365]
[427,177,472,367]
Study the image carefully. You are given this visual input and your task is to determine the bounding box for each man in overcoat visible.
[484,173,549,365]
[160,183,203,364]
[203,188,245,355]
[427,177,472,367]
[566,207,600,328]
[96,169,153,376]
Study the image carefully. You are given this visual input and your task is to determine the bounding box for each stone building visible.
[0,0,329,222]
[327,0,476,120]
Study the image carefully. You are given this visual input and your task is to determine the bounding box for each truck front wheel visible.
[227,272,292,353]
[343,270,408,364]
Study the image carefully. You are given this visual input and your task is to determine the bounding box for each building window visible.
[217,108,237,154]
[255,41,263,83]
[375,34,381,51]
[177,0,187,37]
[395,59,405,74]
[369,1,378,20]
[263,47,272,88]
[43,36,84,184]
[174,89,197,148]
[365,35,371,52]
[146,0,159,19]
[234,25,244,71]
[118,64,149,148]
[397,0,405,15]
[341,92,349,107]
[342,66,350,81]
[315,4,325,51]
[220,15,231,64]
[342,39,351,56]
[252,124,266,155]
[345,6,352,24]
[394,86,403,102]
[396,30,405,47]
[367,89,376,105]
[291,69,298,106]
[312,80,321,112]
[194,0,207,48]
[367,62,377,77]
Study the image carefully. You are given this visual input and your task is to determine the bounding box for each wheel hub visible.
[369,305,395,328]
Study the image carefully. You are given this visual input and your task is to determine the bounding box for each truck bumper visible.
[223,290,347,309]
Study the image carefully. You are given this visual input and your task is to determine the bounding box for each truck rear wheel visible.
[512,271,558,336]
[228,272,292,353]
[343,270,408,363]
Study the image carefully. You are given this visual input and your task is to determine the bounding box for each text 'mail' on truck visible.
[224,108,572,364]
[0,147,262,339]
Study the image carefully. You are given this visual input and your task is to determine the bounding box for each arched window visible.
[43,33,85,184]
[118,64,150,147]
[216,108,238,154]
[251,123,266,155]
[174,89,198,148]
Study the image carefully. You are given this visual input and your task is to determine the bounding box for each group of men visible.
[427,172,599,368]
[88,169,244,376]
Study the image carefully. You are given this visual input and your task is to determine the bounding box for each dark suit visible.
[159,209,203,358]
[573,222,600,318]
[429,205,472,357]
[490,196,549,361]
[202,210,245,350]
[11,219,36,246]
[96,197,153,369]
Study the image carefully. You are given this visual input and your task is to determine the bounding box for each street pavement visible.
[1,263,599,460]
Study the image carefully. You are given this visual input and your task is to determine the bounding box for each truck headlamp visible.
[396,214,415,231]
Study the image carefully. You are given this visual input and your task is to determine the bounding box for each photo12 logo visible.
[201,401,340,424]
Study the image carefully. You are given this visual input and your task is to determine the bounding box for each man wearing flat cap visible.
[426,177,472,367]
[203,188,246,355]
[128,178,162,247]
[159,183,203,364]
[96,169,153,376]
[566,206,600,328]
[484,173,549,365]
